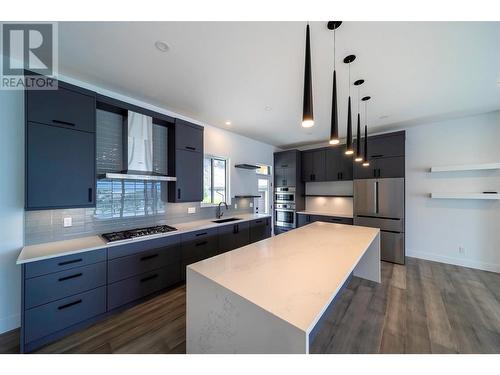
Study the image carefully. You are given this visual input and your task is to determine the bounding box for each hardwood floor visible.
[1,257,499,354]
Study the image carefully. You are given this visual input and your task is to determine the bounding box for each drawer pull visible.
[52,119,76,127]
[58,273,83,282]
[140,253,159,261]
[195,232,207,237]
[58,258,83,266]
[140,274,158,283]
[58,299,82,310]
[255,220,263,224]
[195,241,208,247]
[185,146,196,151]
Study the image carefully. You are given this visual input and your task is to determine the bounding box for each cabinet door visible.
[26,85,96,133]
[275,166,294,187]
[175,119,203,152]
[301,151,313,182]
[312,150,326,181]
[376,156,405,178]
[274,151,295,169]
[26,123,96,210]
[340,147,354,181]
[172,149,203,202]
[325,147,341,181]
[368,133,405,158]
[250,219,267,243]
[296,214,310,227]
[353,159,378,180]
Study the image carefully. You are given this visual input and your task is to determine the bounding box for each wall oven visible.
[274,203,296,228]
[274,187,296,204]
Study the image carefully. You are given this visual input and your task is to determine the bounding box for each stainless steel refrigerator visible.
[354,178,405,264]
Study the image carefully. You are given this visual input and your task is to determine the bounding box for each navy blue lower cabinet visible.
[24,286,106,344]
[249,218,271,243]
[217,222,250,255]
[25,262,106,309]
[107,264,180,311]
[297,214,311,227]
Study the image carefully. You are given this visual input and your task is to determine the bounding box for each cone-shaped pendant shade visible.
[355,113,362,161]
[329,70,339,144]
[363,124,369,166]
[302,24,314,128]
[345,97,353,154]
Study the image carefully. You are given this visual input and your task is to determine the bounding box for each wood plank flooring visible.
[1,257,499,354]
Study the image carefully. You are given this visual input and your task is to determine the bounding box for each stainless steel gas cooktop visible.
[101,224,177,243]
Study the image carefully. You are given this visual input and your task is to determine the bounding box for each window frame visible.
[201,154,231,207]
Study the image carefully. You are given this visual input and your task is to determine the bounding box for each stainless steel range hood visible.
[101,111,176,182]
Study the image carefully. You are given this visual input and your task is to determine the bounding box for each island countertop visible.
[188,221,380,335]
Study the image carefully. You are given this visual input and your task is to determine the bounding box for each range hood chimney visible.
[101,111,176,182]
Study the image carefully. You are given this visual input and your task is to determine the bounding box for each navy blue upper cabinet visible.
[168,119,204,203]
[25,80,97,210]
[26,82,96,133]
[26,123,96,210]
[325,145,353,181]
[301,149,326,182]
[175,118,203,153]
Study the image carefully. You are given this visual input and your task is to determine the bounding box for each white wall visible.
[405,111,500,272]
[0,89,24,333]
[0,75,276,334]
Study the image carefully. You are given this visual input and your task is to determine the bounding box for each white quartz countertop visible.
[188,222,379,333]
[17,213,271,265]
[296,211,353,219]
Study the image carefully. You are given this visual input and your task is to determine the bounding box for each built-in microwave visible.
[274,203,296,228]
[274,187,296,204]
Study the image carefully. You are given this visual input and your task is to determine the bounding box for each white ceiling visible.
[58,21,500,148]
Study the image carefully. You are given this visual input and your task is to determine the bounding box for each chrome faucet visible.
[216,201,229,219]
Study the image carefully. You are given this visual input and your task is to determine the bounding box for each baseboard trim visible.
[407,250,500,273]
[0,313,20,335]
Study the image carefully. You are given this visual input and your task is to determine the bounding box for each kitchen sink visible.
[212,217,242,224]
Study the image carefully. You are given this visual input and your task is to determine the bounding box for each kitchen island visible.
[186,222,380,354]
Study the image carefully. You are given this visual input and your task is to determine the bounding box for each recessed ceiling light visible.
[224,121,231,126]
[264,105,272,111]
[154,41,170,52]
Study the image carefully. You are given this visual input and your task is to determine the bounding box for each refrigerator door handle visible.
[375,181,379,214]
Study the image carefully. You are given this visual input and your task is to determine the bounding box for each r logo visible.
[2,23,54,76]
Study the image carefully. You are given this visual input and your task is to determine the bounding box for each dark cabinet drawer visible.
[107,265,180,310]
[25,262,106,309]
[312,215,353,225]
[108,245,181,283]
[181,228,218,262]
[249,218,269,243]
[25,249,106,279]
[175,119,203,152]
[26,85,96,133]
[107,234,180,260]
[26,122,96,210]
[217,222,250,254]
[24,286,106,343]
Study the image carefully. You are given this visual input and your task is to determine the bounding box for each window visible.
[256,165,271,175]
[203,155,229,205]
[257,178,271,214]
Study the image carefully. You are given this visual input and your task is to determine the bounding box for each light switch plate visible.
[63,217,72,228]
[249,202,253,208]
[234,203,238,209]
[188,207,196,214]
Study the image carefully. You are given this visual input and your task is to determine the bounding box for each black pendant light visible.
[344,55,356,155]
[361,96,371,167]
[354,79,364,162]
[302,23,314,128]
[327,21,342,145]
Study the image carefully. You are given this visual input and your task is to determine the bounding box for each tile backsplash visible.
[25,197,255,245]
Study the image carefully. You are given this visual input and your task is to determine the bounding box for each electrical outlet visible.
[459,246,466,255]
[249,202,253,208]
[234,203,238,209]
[188,207,196,214]
[63,217,72,228]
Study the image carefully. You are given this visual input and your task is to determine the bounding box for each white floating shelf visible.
[430,163,500,173]
[430,193,500,200]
